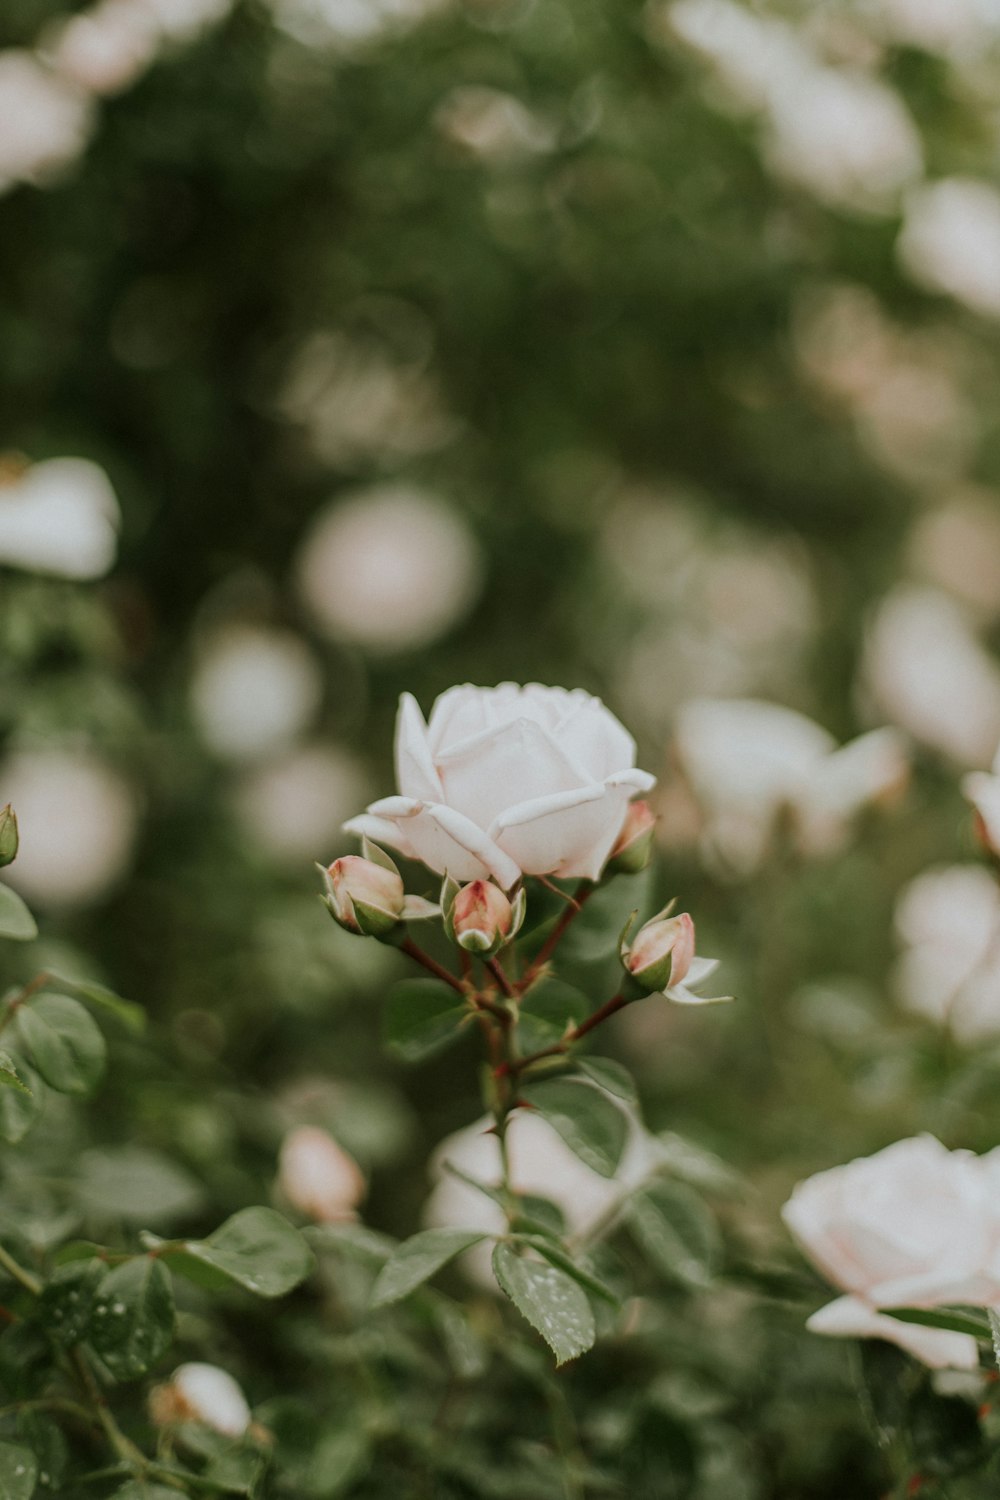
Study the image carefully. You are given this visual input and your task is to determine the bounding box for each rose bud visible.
[151,1363,251,1438]
[607,801,656,875]
[623,909,696,994]
[278,1125,366,1224]
[320,854,405,939]
[0,805,17,869]
[446,879,526,955]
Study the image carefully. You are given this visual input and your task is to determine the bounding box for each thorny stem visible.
[519,880,593,990]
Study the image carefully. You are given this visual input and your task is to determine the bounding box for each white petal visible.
[426,684,495,752]
[492,779,632,880]
[436,716,588,831]
[394,692,443,801]
[406,802,521,888]
[806,1295,980,1370]
[551,694,638,780]
[964,771,1000,852]
[342,812,417,861]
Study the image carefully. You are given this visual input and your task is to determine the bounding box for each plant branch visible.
[0,1241,41,1296]
[398,938,465,994]
[496,991,632,1080]
[519,881,593,990]
[486,957,515,998]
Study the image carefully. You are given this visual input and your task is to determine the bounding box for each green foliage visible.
[522,1078,629,1178]
[383,979,470,1062]
[492,1243,596,1366]
[370,1227,488,1308]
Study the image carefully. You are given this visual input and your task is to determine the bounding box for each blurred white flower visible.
[435,87,556,160]
[189,625,322,762]
[167,1363,250,1437]
[233,744,369,862]
[894,865,1000,1042]
[765,67,923,213]
[863,587,1000,768]
[1,750,137,908]
[908,491,1000,620]
[46,1,159,95]
[0,52,93,192]
[137,0,233,42]
[277,1125,366,1223]
[424,1109,663,1286]
[783,1135,1000,1369]
[899,179,1000,318]
[0,457,119,579]
[295,486,481,653]
[664,0,808,110]
[269,0,447,48]
[875,0,1000,54]
[673,698,907,873]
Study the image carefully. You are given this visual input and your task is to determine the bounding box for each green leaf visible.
[205,1447,268,1494]
[887,1306,992,1339]
[654,1132,746,1196]
[0,1057,44,1143]
[370,1228,488,1308]
[76,1146,204,1226]
[111,1485,187,1500]
[383,979,469,1063]
[306,1429,371,1497]
[86,1256,175,1381]
[627,1180,720,1289]
[169,1207,314,1298]
[514,1235,621,1307]
[564,867,654,963]
[492,1242,595,1366]
[516,979,588,1053]
[37,1260,106,1345]
[0,1441,37,1500]
[522,1078,628,1178]
[15,994,105,1096]
[0,887,36,942]
[49,975,145,1033]
[578,1057,638,1105]
[0,1050,30,1096]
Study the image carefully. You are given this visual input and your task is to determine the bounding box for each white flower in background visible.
[233,745,369,863]
[435,87,556,160]
[965,751,1000,856]
[783,1135,1000,1369]
[189,625,322,762]
[164,1363,251,1436]
[269,0,447,49]
[295,486,481,654]
[0,457,119,579]
[345,684,655,888]
[764,67,922,214]
[673,698,907,873]
[876,0,999,53]
[1,750,137,908]
[137,0,233,42]
[46,1,159,95]
[424,1110,663,1285]
[894,865,1000,1042]
[664,0,809,111]
[0,52,94,193]
[277,1125,366,1223]
[864,587,1000,768]
[898,179,1000,319]
[908,491,1000,621]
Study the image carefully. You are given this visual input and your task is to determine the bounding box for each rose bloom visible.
[277,1125,366,1223]
[894,865,1000,1043]
[155,1363,251,1437]
[783,1135,1000,1369]
[344,684,654,889]
[0,457,119,579]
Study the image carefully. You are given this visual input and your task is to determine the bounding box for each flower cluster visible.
[783,1135,1000,1369]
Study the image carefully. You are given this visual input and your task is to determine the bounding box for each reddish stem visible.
[399,938,465,994]
[487,957,515,998]
[519,880,594,990]
[495,991,630,1078]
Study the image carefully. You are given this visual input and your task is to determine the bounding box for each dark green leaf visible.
[0,1050,30,1095]
[522,1078,628,1177]
[516,979,588,1053]
[384,979,469,1062]
[514,1235,621,1307]
[76,1147,204,1226]
[0,887,37,942]
[627,1180,720,1289]
[0,1440,36,1500]
[578,1057,638,1105]
[0,1057,44,1143]
[37,1260,105,1345]
[492,1242,595,1366]
[169,1207,314,1297]
[370,1228,488,1308]
[204,1447,267,1494]
[886,1306,992,1339]
[15,994,105,1096]
[86,1256,175,1380]
[49,975,145,1033]
[305,1430,371,1497]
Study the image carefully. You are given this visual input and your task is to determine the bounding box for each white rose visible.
[783,1135,1000,1370]
[277,1125,366,1223]
[344,684,654,889]
[0,457,119,579]
[894,864,1000,1043]
[168,1363,251,1437]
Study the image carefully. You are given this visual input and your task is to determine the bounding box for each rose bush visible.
[344,683,655,888]
[783,1135,1000,1369]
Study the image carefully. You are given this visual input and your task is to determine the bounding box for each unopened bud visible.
[446,879,525,955]
[278,1125,366,1224]
[152,1363,251,1438]
[0,806,17,869]
[607,801,656,874]
[623,910,696,993]
[320,855,405,939]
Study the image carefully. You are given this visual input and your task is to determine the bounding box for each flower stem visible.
[398,938,465,994]
[0,1241,41,1296]
[486,957,515,998]
[496,991,631,1080]
[519,881,593,990]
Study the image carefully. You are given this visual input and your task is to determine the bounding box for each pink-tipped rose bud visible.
[447,879,524,955]
[624,911,696,993]
[321,854,405,938]
[278,1125,366,1224]
[607,800,656,874]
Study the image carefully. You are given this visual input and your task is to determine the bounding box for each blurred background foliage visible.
[5,0,1000,1492]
